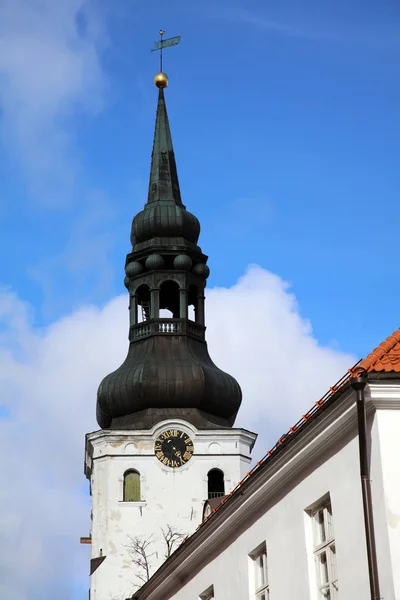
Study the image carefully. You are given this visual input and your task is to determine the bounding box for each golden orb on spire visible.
[154,72,168,88]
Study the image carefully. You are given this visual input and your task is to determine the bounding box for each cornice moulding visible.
[368,383,400,408]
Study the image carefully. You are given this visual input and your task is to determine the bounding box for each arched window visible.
[159,280,180,318]
[207,469,225,499]
[136,284,151,322]
[123,470,141,502]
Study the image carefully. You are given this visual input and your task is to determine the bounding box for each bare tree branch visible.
[161,524,186,558]
[125,534,157,585]
[126,525,187,599]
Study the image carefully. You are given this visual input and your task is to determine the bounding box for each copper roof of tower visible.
[147,86,182,205]
[130,85,200,248]
[95,75,242,431]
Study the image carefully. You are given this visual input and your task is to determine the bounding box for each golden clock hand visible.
[171,445,182,457]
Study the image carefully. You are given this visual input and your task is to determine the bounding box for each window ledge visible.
[119,501,147,507]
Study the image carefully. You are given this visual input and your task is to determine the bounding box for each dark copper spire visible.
[96,75,242,431]
[147,85,182,205]
[130,83,200,248]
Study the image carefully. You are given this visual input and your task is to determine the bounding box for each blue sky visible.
[0,1,400,598]
[1,0,399,355]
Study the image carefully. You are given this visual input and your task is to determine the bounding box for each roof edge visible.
[128,378,353,600]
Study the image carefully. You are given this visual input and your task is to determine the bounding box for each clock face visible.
[154,429,194,468]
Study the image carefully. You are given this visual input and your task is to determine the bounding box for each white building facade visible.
[85,420,256,600]
[130,363,400,600]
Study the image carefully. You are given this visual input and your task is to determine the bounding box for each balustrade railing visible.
[208,492,225,499]
[133,323,151,339]
[187,321,203,339]
[158,321,181,333]
[130,318,205,341]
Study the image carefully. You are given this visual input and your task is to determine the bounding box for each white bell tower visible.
[83,45,258,600]
[85,419,256,600]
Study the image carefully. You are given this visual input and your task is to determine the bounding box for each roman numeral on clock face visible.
[154,429,194,468]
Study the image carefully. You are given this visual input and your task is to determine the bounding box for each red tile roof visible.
[356,328,400,373]
[199,327,400,529]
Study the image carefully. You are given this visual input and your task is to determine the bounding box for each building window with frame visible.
[312,497,338,599]
[123,469,141,502]
[207,468,225,499]
[250,542,269,600]
[199,584,214,600]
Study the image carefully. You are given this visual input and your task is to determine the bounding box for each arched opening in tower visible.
[207,468,225,499]
[188,284,198,322]
[159,280,180,318]
[136,284,151,322]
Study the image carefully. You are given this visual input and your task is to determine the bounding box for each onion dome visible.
[132,202,200,245]
[97,337,242,430]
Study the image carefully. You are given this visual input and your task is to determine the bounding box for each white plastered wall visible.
[375,408,400,599]
[86,419,256,600]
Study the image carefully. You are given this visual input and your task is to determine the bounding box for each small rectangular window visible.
[311,498,338,599]
[199,584,214,600]
[250,543,269,600]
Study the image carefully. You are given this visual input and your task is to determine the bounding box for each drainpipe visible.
[351,371,381,600]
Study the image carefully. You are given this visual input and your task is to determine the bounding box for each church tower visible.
[84,67,257,600]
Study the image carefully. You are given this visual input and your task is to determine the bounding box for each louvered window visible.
[123,470,141,502]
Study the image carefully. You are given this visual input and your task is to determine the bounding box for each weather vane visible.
[151,30,181,74]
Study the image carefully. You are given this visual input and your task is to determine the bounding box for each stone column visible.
[150,288,160,319]
[179,288,188,319]
[197,294,205,326]
[130,294,138,326]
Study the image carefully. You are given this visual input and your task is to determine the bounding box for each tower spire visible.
[149,31,182,205]
[147,84,182,205]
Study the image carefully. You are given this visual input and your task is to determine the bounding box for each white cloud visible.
[206,266,354,447]
[0,0,108,202]
[0,265,355,598]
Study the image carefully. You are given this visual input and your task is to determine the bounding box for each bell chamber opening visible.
[136,284,151,323]
[160,280,180,318]
[207,469,225,499]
